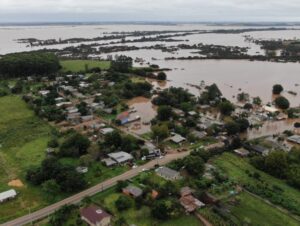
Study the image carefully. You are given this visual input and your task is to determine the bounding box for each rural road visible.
[2,151,190,226]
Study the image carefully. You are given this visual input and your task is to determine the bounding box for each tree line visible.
[0,52,60,78]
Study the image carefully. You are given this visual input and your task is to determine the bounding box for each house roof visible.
[123,185,143,197]
[170,134,186,144]
[100,128,114,135]
[288,135,300,144]
[156,166,179,179]
[180,195,205,212]
[102,158,117,166]
[108,151,133,163]
[0,189,17,202]
[80,205,111,224]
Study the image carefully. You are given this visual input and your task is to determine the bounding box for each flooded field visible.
[126,97,157,134]
[1,23,300,136]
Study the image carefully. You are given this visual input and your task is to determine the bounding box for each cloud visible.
[0,0,300,22]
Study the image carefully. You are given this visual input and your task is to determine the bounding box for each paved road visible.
[2,151,190,226]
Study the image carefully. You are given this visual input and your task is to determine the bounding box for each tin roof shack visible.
[233,148,250,157]
[100,128,114,135]
[170,134,186,144]
[80,205,111,226]
[246,144,269,156]
[0,189,17,203]
[102,158,117,167]
[122,185,143,198]
[156,166,181,181]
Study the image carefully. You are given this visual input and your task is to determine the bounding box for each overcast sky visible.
[1,0,300,23]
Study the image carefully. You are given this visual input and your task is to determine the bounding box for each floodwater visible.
[1,24,300,136]
[126,97,157,135]
[246,119,298,140]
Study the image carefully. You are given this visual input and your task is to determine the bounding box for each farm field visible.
[0,95,52,223]
[60,60,111,72]
[212,153,300,220]
[231,192,300,226]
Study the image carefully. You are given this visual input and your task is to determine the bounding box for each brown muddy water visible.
[126,97,157,135]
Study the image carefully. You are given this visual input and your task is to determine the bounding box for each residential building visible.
[156,166,181,180]
[107,151,133,164]
[80,205,111,226]
[122,185,143,198]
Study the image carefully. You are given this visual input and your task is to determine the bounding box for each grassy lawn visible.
[59,158,129,186]
[60,60,111,72]
[92,187,201,226]
[230,192,299,226]
[0,95,53,223]
[213,153,300,216]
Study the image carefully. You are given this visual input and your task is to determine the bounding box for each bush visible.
[115,195,132,211]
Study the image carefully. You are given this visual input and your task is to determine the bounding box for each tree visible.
[0,52,60,78]
[287,165,300,189]
[111,55,133,72]
[79,154,94,166]
[116,180,128,192]
[55,166,87,192]
[48,138,59,148]
[275,96,290,110]
[252,96,262,106]
[104,131,122,148]
[115,195,132,211]
[60,133,91,157]
[151,124,169,141]
[157,72,167,80]
[184,155,205,176]
[151,201,169,220]
[157,105,173,121]
[42,179,60,200]
[218,101,235,116]
[236,118,250,132]
[265,151,288,178]
[225,121,240,135]
[207,83,222,100]
[159,181,178,197]
[77,101,89,116]
[272,84,284,95]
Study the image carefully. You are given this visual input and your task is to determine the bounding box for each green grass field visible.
[0,95,53,223]
[212,153,300,223]
[231,192,299,226]
[60,60,111,72]
[92,187,201,226]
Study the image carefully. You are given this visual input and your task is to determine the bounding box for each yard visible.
[0,95,53,223]
[92,186,201,226]
[60,60,111,72]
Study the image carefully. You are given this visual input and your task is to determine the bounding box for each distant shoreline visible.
[1,21,300,27]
